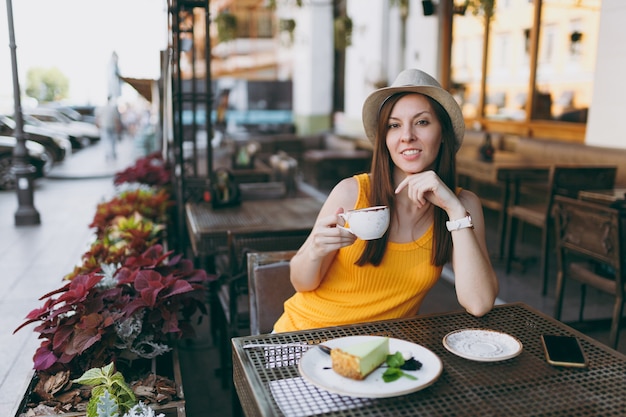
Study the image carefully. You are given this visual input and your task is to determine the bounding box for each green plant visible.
[73,363,166,417]
[25,66,69,102]
[278,17,296,45]
[279,17,296,33]
[334,16,353,50]
[466,0,496,19]
[123,402,165,417]
[14,244,213,375]
[215,12,237,43]
[73,362,136,417]
[266,0,303,9]
[15,152,198,415]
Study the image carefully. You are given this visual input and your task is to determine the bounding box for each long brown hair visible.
[356,92,457,266]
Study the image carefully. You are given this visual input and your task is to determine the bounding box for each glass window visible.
[450,0,602,138]
[534,0,601,123]
[450,9,486,120]
[484,1,534,121]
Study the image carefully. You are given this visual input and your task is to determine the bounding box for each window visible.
[450,0,602,141]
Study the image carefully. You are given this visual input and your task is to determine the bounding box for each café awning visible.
[121,77,157,102]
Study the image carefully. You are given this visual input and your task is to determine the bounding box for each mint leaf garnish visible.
[383,352,419,383]
[382,367,403,382]
[386,352,405,368]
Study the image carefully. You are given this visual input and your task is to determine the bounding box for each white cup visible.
[338,206,390,240]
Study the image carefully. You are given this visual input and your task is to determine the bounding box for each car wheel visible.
[0,153,16,190]
[41,150,54,175]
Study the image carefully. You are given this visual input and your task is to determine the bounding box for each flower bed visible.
[14,152,215,417]
[16,348,185,417]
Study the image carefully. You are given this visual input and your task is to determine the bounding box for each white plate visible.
[298,336,442,398]
[442,329,523,362]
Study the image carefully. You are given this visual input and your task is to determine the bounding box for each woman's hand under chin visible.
[394,170,463,216]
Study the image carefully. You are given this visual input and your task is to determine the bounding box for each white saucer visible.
[442,329,523,362]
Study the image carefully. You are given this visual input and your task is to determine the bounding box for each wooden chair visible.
[213,229,309,387]
[247,250,297,335]
[552,195,625,349]
[504,165,617,295]
[212,229,308,328]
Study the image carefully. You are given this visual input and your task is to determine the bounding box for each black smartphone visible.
[541,334,587,368]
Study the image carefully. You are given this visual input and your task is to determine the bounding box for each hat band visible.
[376,92,411,134]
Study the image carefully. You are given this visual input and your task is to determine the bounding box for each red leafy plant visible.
[114,152,171,187]
[15,244,215,377]
[89,187,172,237]
[66,212,166,281]
[64,185,172,281]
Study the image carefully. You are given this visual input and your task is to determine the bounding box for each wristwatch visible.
[446,212,474,231]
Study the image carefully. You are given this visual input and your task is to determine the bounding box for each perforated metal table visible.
[232,303,626,416]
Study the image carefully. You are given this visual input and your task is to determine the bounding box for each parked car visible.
[43,103,98,126]
[0,136,48,190]
[23,107,100,148]
[69,105,98,125]
[0,114,71,163]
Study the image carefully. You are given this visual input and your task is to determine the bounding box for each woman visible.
[273,69,498,333]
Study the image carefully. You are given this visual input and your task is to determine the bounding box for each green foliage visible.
[266,0,302,9]
[278,18,296,33]
[389,0,409,9]
[124,402,164,417]
[73,362,137,417]
[25,66,69,102]
[466,0,496,19]
[334,16,353,50]
[382,352,418,383]
[388,0,495,20]
[215,12,237,43]
[94,390,119,417]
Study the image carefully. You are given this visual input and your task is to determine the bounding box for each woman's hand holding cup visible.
[337,206,390,240]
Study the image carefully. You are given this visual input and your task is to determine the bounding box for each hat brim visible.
[362,85,465,150]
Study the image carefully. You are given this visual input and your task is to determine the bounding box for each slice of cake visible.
[330,337,389,380]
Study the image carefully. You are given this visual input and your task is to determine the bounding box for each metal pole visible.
[6,0,40,225]
[205,0,213,181]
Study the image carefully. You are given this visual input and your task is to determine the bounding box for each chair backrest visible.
[553,195,625,284]
[544,165,617,216]
[227,228,310,276]
[551,165,616,197]
[247,250,297,335]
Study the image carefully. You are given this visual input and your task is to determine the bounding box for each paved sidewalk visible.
[0,137,140,416]
[47,135,142,180]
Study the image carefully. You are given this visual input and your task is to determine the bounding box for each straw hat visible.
[362,68,464,150]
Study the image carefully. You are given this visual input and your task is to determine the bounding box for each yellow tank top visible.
[273,173,442,332]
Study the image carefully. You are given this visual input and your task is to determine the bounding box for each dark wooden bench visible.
[302,148,372,192]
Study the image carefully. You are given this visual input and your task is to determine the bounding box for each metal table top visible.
[232,303,626,417]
